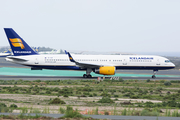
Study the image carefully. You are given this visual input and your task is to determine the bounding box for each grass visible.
[0,114,43,119]
[1,79,180,117]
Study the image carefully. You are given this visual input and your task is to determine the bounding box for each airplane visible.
[0,49,12,57]
[4,28,175,78]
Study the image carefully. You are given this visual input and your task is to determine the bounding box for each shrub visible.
[67,81,72,84]
[34,80,41,82]
[63,94,68,97]
[98,88,103,91]
[164,81,171,86]
[10,104,18,108]
[80,94,86,97]
[130,95,139,99]
[85,84,89,87]
[46,90,51,94]
[61,106,84,118]
[83,87,91,92]
[0,107,9,112]
[166,91,171,94]
[118,78,124,82]
[93,93,97,96]
[156,87,163,91]
[104,111,109,115]
[144,102,154,108]
[160,80,166,83]
[53,87,60,91]
[0,103,7,107]
[83,92,89,95]
[0,103,9,112]
[101,92,111,97]
[143,90,148,94]
[59,107,66,114]
[162,100,180,107]
[114,95,119,97]
[146,79,150,82]
[58,87,73,95]
[31,108,41,113]
[141,109,159,116]
[89,94,93,97]
[49,98,66,104]
[122,108,127,115]
[97,97,114,103]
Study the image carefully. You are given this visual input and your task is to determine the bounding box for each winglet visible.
[66,51,75,62]
[65,50,68,54]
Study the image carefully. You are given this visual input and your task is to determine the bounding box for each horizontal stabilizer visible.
[7,57,28,62]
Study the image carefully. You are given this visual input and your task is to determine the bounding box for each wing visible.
[66,51,102,69]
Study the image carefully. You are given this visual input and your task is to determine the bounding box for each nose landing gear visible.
[152,70,158,79]
[152,75,156,79]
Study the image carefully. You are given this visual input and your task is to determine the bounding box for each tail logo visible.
[9,38,25,49]
[69,57,73,60]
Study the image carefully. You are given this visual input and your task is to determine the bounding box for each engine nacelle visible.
[95,66,116,75]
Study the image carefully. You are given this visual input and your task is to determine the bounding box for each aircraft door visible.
[123,59,127,65]
[156,59,160,65]
[35,58,39,64]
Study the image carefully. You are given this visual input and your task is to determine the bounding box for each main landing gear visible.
[83,74,92,78]
[83,68,92,78]
[152,70,158,79]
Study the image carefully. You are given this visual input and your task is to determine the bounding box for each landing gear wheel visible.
[87,75,92,78]
[152,75,156,79]
[83,74,87,78]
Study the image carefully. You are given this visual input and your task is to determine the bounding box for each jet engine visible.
[95,66,116,75]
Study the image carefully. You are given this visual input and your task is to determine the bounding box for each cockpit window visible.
[165,60,171,63]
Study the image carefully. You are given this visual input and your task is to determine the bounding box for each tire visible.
[87,75,92,78]
[83,74,87,78]
[152,75,156,79]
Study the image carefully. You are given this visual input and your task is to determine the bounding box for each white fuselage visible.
[0,53,11,57]
[6,54,175,71]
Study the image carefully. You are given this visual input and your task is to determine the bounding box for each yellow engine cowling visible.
[95,66,116,75]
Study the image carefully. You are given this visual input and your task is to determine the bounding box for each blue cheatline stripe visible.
[0,67,180,77]
[25,65,175,70]
[115,66,175,70]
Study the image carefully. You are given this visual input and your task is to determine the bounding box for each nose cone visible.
[172,63,175,68]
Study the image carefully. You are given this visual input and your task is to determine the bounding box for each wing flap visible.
[75,62,102,68]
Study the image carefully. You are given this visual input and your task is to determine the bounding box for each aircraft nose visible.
[172,63,175,68]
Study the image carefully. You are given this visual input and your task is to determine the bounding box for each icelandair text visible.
[129,57,153,60]
[14,51,32,53]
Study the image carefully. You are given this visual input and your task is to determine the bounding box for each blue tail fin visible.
[4,28,38,56]
[66,51,76,62]
[4,49,11,53]
[36,47,39,52]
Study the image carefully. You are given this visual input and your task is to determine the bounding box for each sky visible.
[0,0,180,54]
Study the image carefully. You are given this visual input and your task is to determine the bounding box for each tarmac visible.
[0,57,180,80]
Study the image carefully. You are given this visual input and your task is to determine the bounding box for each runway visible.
[0,75,180,80]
